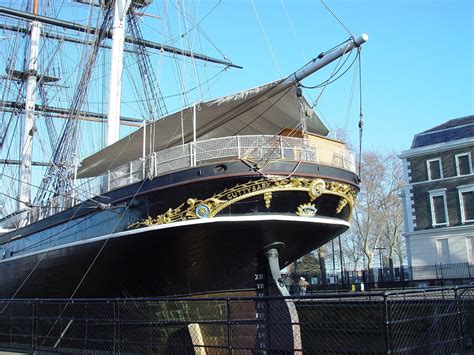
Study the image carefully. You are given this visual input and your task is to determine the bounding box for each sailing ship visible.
[0,0,367,299]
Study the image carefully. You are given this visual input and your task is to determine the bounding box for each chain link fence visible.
[0,285,473,353]
[290,262,474,294]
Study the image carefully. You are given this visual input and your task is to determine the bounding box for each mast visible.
[107,0,131,146]
[18,0,41,210]
[186,34,368,143]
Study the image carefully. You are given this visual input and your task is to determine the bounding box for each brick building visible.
[399,115,474,269]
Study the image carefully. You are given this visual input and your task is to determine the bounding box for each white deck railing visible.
[3,135,355,228]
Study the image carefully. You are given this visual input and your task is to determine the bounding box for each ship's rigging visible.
[0,0,366,227]
[0,0,240,218]
[0,1,368,316]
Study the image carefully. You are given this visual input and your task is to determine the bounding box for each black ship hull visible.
[1,216,347,298]
[0,160,358,298]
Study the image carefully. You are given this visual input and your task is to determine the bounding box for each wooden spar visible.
[0,101,144,127]
[0,5,242,69]
[33,0,38,16]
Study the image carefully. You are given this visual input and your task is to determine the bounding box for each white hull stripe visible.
[1,215,349,264]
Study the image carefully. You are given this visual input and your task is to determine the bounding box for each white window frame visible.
[455,152,472,176]
[426,158,443,181]
[436,238,451,264]
[429,188,449,227]
[457,184,474,223]
[467,237,474,263]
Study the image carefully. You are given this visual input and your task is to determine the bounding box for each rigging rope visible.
[344,52,359,133]
[310,45,350,109]
[34,3,115,206]
[250,0,282,78]
[127,8,168,120]
[320,0,353,37]
[39,175,149,343]
[358,47,363,178]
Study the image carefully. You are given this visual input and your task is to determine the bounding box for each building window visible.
[467,237,474,263]
[457,185,474,223]
[429,189,448,227]
[427,158,443,180]
[455,153,472,176]
[436,239,450,264]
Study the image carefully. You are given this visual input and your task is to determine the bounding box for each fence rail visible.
[0,285,473,353]
[289,262,474,295]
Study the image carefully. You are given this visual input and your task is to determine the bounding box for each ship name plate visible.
[129,177,357,228]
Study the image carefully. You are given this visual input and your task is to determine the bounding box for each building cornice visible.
[399,137,474,159]
[404,224,474,238]
[404,172,474,187]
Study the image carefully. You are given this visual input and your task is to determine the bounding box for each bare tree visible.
[378,152,406,268]
[295,147,406,280]
[340,230,365,271]
[352,151,386,271]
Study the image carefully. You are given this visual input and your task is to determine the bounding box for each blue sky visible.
[4,0,471,157]
[159,0,473,153]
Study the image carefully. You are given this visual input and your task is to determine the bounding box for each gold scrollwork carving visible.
[308,179,326,201]
[296,203,317,217]
[128,177,358,228]
[264,192,272,209]
[325,182,357,209]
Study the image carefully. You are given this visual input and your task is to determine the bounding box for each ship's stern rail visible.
[82,135,355,202]
[108,135,355,187]
[2,135,355,228]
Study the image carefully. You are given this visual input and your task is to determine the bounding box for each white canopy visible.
[77,80,328,178]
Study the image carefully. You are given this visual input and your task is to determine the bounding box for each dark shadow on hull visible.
[0,217,347,298]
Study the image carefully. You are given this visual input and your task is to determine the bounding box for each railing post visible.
[112,300,116,354]
[454,287,465,351]
[383,292,392,353]
[31,301,36,351]
[237,136,241,159]
[440,264,444,286]
[190,142,195,167]
[226,297,232,354]
[280,136,284,159]
[9,301,13,346]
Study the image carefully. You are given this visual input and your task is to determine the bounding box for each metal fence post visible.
[31,301,36,351]
[383,292,392,353]
[226,297,232,354]
[116,300,121,354]
[9,301,12,346]
[454,287,465,351]
[440,264,444,286]
[113,300,117,354]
